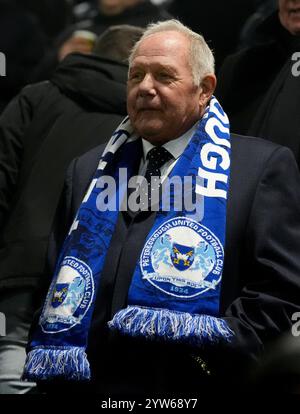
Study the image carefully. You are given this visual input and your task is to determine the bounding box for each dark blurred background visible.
[0,0,277,113]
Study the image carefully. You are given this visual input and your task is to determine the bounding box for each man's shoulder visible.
[20,80,54,99]
[76,143,107,166]
[5,81,55,110]
[65,143,107,206]
[231,133,289,158]
[230,133,296,178]
[231,132,279,148]
[71,143,107,183]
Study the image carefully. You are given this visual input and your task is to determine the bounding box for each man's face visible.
[127,31,210,145]
[279,0,300,35]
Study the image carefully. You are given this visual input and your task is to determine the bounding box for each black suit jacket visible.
[40,133,300,395]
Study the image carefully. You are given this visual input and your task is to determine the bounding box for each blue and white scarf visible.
[23,97,234,382]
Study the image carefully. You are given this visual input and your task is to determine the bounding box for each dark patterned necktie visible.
[143,146,173,210]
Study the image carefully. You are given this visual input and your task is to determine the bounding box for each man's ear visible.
[198,74,217,108]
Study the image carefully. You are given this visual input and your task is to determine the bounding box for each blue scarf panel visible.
[109,98,233,345]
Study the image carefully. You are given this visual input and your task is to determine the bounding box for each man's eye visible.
[157,72,172,81]
[130,72,143,81]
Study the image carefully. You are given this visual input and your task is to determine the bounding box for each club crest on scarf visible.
[40,257,95,333]
[51,284,69,308]
[171,243,195,271]
[141,217,222,298]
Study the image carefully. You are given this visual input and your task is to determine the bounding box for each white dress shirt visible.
[138,122,199,182]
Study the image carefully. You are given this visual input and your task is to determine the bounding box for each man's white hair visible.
[128,19,215,85]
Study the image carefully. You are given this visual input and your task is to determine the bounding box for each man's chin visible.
[133,121,165,140]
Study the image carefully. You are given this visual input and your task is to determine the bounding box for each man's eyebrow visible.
[157,64,177,73]
[130,63,177,73]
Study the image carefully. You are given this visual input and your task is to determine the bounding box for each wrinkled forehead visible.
[132,31,190,63]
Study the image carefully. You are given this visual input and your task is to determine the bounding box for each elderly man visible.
[24,20,300,395]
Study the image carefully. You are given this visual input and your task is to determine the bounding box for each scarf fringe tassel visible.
[108,306,234,346]
[22,347,90,381]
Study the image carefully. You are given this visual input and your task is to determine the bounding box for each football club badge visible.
[40,256,94,333]
[51,284,69,308]
[140,217,224,299]
[171,243,195,271]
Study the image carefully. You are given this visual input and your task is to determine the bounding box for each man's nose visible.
[138,73,156,96]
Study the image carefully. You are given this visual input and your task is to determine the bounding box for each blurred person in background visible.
[238,0,278,49]
[0,0,46,113]
[0,24,143,394]
[31,0,172,82]
[15,0,74,42]
[216,0,300,167]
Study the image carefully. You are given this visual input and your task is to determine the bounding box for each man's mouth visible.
[138,107,160,113]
